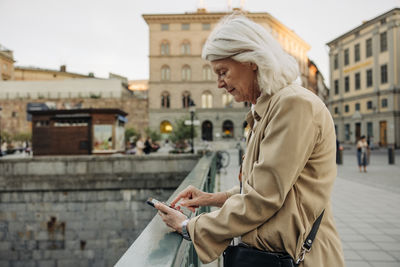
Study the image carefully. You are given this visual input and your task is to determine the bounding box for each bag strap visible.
[296,210,325,264]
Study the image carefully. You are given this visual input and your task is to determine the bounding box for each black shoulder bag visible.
[223,210,325,267]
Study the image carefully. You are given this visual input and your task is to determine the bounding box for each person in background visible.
[357,135,369,172]
[154,15,344,267]
[135,136,145,156]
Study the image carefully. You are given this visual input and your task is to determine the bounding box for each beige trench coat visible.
[187,84,345,266]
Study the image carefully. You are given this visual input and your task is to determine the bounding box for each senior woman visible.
[155,15,344,267]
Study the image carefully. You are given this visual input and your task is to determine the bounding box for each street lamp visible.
[189,101,196,154]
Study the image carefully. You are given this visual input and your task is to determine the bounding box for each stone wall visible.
[0,154,199,267]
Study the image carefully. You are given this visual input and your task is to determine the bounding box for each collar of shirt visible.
[245,93,271,131]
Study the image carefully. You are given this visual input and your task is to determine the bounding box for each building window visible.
[202,91,213,108]
[355,103,360,111]
[381,18,386,24]
[11,111,18,117]
[367,122,373,138]
[161,41,170,55]
[202,65,212,81]
[344,105,349,113]
[334,54,338,70]
[222,120,234,138]
[160,120,173,133]
[345,124,350,141]
[344,48,349,66]
[366,38,372,58]
[181,65,191,81]
[380,64,388,84]
[366,69,373,87]
[334,80,339,95]
[222,93,234,107]
[181,23,190,30]
[354,43,360,62]
[380,32,387,52]
[355,73,360,90]
[345,76,350,92]
[367,101,373,110]
[334,107,339,114]
[182,91,191,108]
[381,98,388,108]
[161,66,171,81]
[181,41,191,55]
[161,24,169,31]
[161,91,170,108]
[202,23,210,30]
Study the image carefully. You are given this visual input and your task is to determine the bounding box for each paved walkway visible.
[208,148,400,267]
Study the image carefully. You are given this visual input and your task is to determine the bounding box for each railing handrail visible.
[115,153,216,267]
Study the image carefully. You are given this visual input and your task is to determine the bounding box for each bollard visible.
[388,146,395,164]
[336,149,343,165]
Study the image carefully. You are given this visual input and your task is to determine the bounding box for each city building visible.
[14,65,94,81]
[0,44,15,81]
[327,8,400,147]
[0,79,148,137]
[143,8,328,142]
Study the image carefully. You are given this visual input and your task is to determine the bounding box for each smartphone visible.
[146,197,163,208]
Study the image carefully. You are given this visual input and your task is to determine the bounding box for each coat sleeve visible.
[188,94,321,263]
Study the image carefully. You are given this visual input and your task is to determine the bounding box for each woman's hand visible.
[170,185,210,212]
[155,202,187,233]
[170,185,228,212]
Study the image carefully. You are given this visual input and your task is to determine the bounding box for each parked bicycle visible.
[216,150,230,173]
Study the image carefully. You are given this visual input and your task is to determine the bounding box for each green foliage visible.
[0,131,11,143]
[125,128,139,142]
[145,127,161,142]
[169,118,197,146]
[13,132,32,142]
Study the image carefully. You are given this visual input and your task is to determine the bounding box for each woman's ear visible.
[250,62,258,71]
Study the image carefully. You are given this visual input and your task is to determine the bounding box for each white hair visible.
[202,15,300,95]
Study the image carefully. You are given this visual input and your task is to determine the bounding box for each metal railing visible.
[115,153,217,267]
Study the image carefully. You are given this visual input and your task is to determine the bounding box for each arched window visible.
[161,91,170,108]
[202,120,213,141]
[181,65,191,81]
[182,91,191,108]
[202,65,212,81]
[181,41,191,55]
[222,93,233,108]
[202,91,213,108]
[161,65,170,81]
[160,41,170,55]
[160,120,173,133]
[222,120,234,138]
[243,102,250,108]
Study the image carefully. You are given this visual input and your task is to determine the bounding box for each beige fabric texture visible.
[188,84,345,266]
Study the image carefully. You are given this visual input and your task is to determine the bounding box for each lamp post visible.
[189,101,196,154]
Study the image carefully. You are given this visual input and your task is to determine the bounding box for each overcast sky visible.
[1,0,399,84]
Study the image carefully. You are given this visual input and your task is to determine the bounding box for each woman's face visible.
[211,58,261,104]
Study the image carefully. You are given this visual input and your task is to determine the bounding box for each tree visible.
[169,118,197,149]
[125,128,139,143]
[145,128,161,142]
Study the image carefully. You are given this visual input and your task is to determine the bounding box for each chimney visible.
[60,65,66,72]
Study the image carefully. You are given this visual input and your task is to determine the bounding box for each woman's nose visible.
[217,79,225,88]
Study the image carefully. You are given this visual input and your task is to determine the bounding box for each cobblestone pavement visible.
[208,148,400,267]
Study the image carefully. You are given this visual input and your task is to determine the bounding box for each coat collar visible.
[245,93,271,130]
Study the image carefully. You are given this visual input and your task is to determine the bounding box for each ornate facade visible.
[143,9,326,142]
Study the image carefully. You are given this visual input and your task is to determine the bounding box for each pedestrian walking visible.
[154,14,344,267]
[357,135,369,172]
